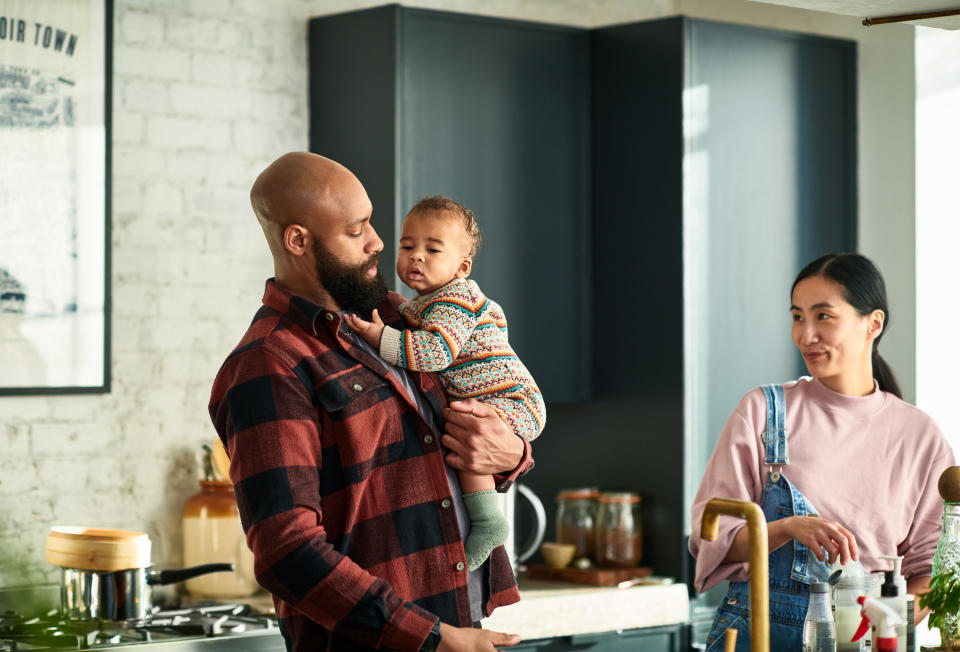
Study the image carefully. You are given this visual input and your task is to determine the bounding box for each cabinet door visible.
[398,9,592,403]
[510,624,686,651]
[683,18,857,517]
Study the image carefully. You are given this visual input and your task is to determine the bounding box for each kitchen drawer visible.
[511,624,687,651]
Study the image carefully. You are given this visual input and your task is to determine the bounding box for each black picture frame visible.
[0,0,112,395]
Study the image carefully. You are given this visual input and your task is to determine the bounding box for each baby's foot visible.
[462,490,509,571]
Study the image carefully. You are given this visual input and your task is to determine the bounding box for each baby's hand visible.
[343,309,385,349]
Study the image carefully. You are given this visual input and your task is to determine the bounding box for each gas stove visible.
[0,586,284,651]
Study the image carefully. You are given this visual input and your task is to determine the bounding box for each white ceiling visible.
[749,0,960,28]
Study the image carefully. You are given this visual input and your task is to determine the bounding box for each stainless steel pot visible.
[58,563,234,622]
[45,526,234,622]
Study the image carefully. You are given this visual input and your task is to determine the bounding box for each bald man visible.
[209,152,532,651]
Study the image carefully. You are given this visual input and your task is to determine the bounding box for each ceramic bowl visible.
[540,542,577,570]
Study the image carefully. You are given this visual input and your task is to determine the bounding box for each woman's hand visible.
[437,623,521,651]
[722,515,859,566]
[777,515,859,565]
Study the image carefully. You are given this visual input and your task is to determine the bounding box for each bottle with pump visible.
[879,554,913,652]
[803,581,837,652]
[852,596,904,651]
[873,568,908,652]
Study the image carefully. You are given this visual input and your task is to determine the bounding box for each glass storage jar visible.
[555,487,599,560]
[594,491,642,568]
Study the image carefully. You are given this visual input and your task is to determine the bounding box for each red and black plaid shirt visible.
[209,280,530,651]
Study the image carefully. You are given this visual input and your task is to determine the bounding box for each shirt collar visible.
[261,278,334,336]
[806,375,887,416]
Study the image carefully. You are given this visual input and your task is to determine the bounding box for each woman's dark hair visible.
[792,253,902,398]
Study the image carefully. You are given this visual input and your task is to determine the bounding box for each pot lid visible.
[45,526,152,571]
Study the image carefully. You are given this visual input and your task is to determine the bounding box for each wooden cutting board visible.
[524,564,653,586]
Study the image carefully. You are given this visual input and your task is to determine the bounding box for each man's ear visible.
[284,224,309,256]
[456,257,473,279]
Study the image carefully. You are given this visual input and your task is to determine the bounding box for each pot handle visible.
[148,563,234,585]
[516,483,547,564]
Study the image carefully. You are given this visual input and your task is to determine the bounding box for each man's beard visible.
[312,239,387,314]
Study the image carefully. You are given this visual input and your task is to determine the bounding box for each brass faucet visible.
[701,497,769,652]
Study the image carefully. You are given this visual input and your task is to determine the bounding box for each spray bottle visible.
[879,554,914,652]
[851,596,904,651]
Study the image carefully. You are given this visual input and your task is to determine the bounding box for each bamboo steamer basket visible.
[45,526,151,572]
[45,526,233,621]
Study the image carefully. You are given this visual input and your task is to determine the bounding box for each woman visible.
[689,253,955,651]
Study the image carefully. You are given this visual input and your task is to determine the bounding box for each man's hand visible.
[343,310,385,349]
[437,623,521,651]
[442,399,523,475]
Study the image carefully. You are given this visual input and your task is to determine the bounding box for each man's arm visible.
[210,347,437,650]
[441,399,532,490]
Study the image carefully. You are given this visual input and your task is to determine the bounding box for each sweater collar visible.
[805,375,887,416]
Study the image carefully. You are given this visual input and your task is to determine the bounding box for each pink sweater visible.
[689,376,955,594]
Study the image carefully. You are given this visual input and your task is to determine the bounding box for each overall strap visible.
[760,384,788,482]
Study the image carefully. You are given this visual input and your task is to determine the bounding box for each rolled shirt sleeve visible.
[689,392,767,594]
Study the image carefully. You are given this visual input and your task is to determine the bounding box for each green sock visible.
[462,490,510,572]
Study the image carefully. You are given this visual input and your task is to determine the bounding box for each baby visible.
[344,195,545,571]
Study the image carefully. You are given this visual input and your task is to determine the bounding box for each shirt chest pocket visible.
[315,366,392,415]
[315,366,411,468]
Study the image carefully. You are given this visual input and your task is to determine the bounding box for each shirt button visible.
[352,383,363,392]
[325,313,334,321]
[441,499,451,509]
[455,562,465,571]
[424,435,434,444]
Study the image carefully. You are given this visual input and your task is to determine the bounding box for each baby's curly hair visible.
[407,195,482,258]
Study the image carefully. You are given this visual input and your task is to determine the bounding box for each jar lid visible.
[598,491,641,503]
[45,526,152,571]
[557,487,599,500]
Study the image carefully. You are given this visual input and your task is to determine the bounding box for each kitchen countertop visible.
[481,574,690,640]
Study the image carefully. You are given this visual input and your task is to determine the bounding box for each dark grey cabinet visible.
[580,16,856,585]
[309,6,592,403]
[309,8,857,589]
[512,624,687,651]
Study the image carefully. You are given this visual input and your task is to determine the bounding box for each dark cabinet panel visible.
[512,624,687,651]
[588,16,855,585]
[310,8,856,589]
[309,6,592,403]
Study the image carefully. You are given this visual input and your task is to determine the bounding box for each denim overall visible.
[704,384,832,652]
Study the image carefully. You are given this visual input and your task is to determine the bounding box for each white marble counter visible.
[481,576,690,640]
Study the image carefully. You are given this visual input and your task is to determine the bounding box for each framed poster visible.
[0,0,111,394]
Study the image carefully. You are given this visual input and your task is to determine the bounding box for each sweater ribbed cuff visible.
[379,325,403,365]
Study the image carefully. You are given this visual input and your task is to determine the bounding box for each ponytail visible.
[872,349,902,399]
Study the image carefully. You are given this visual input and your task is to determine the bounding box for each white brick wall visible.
[0,0,309,587]
[0,0,915,590]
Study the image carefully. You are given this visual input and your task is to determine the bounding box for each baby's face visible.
[396,211,472,296]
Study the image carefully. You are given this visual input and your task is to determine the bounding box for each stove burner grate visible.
[0,602,276,649]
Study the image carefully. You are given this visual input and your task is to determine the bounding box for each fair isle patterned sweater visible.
[379,278,546,441]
